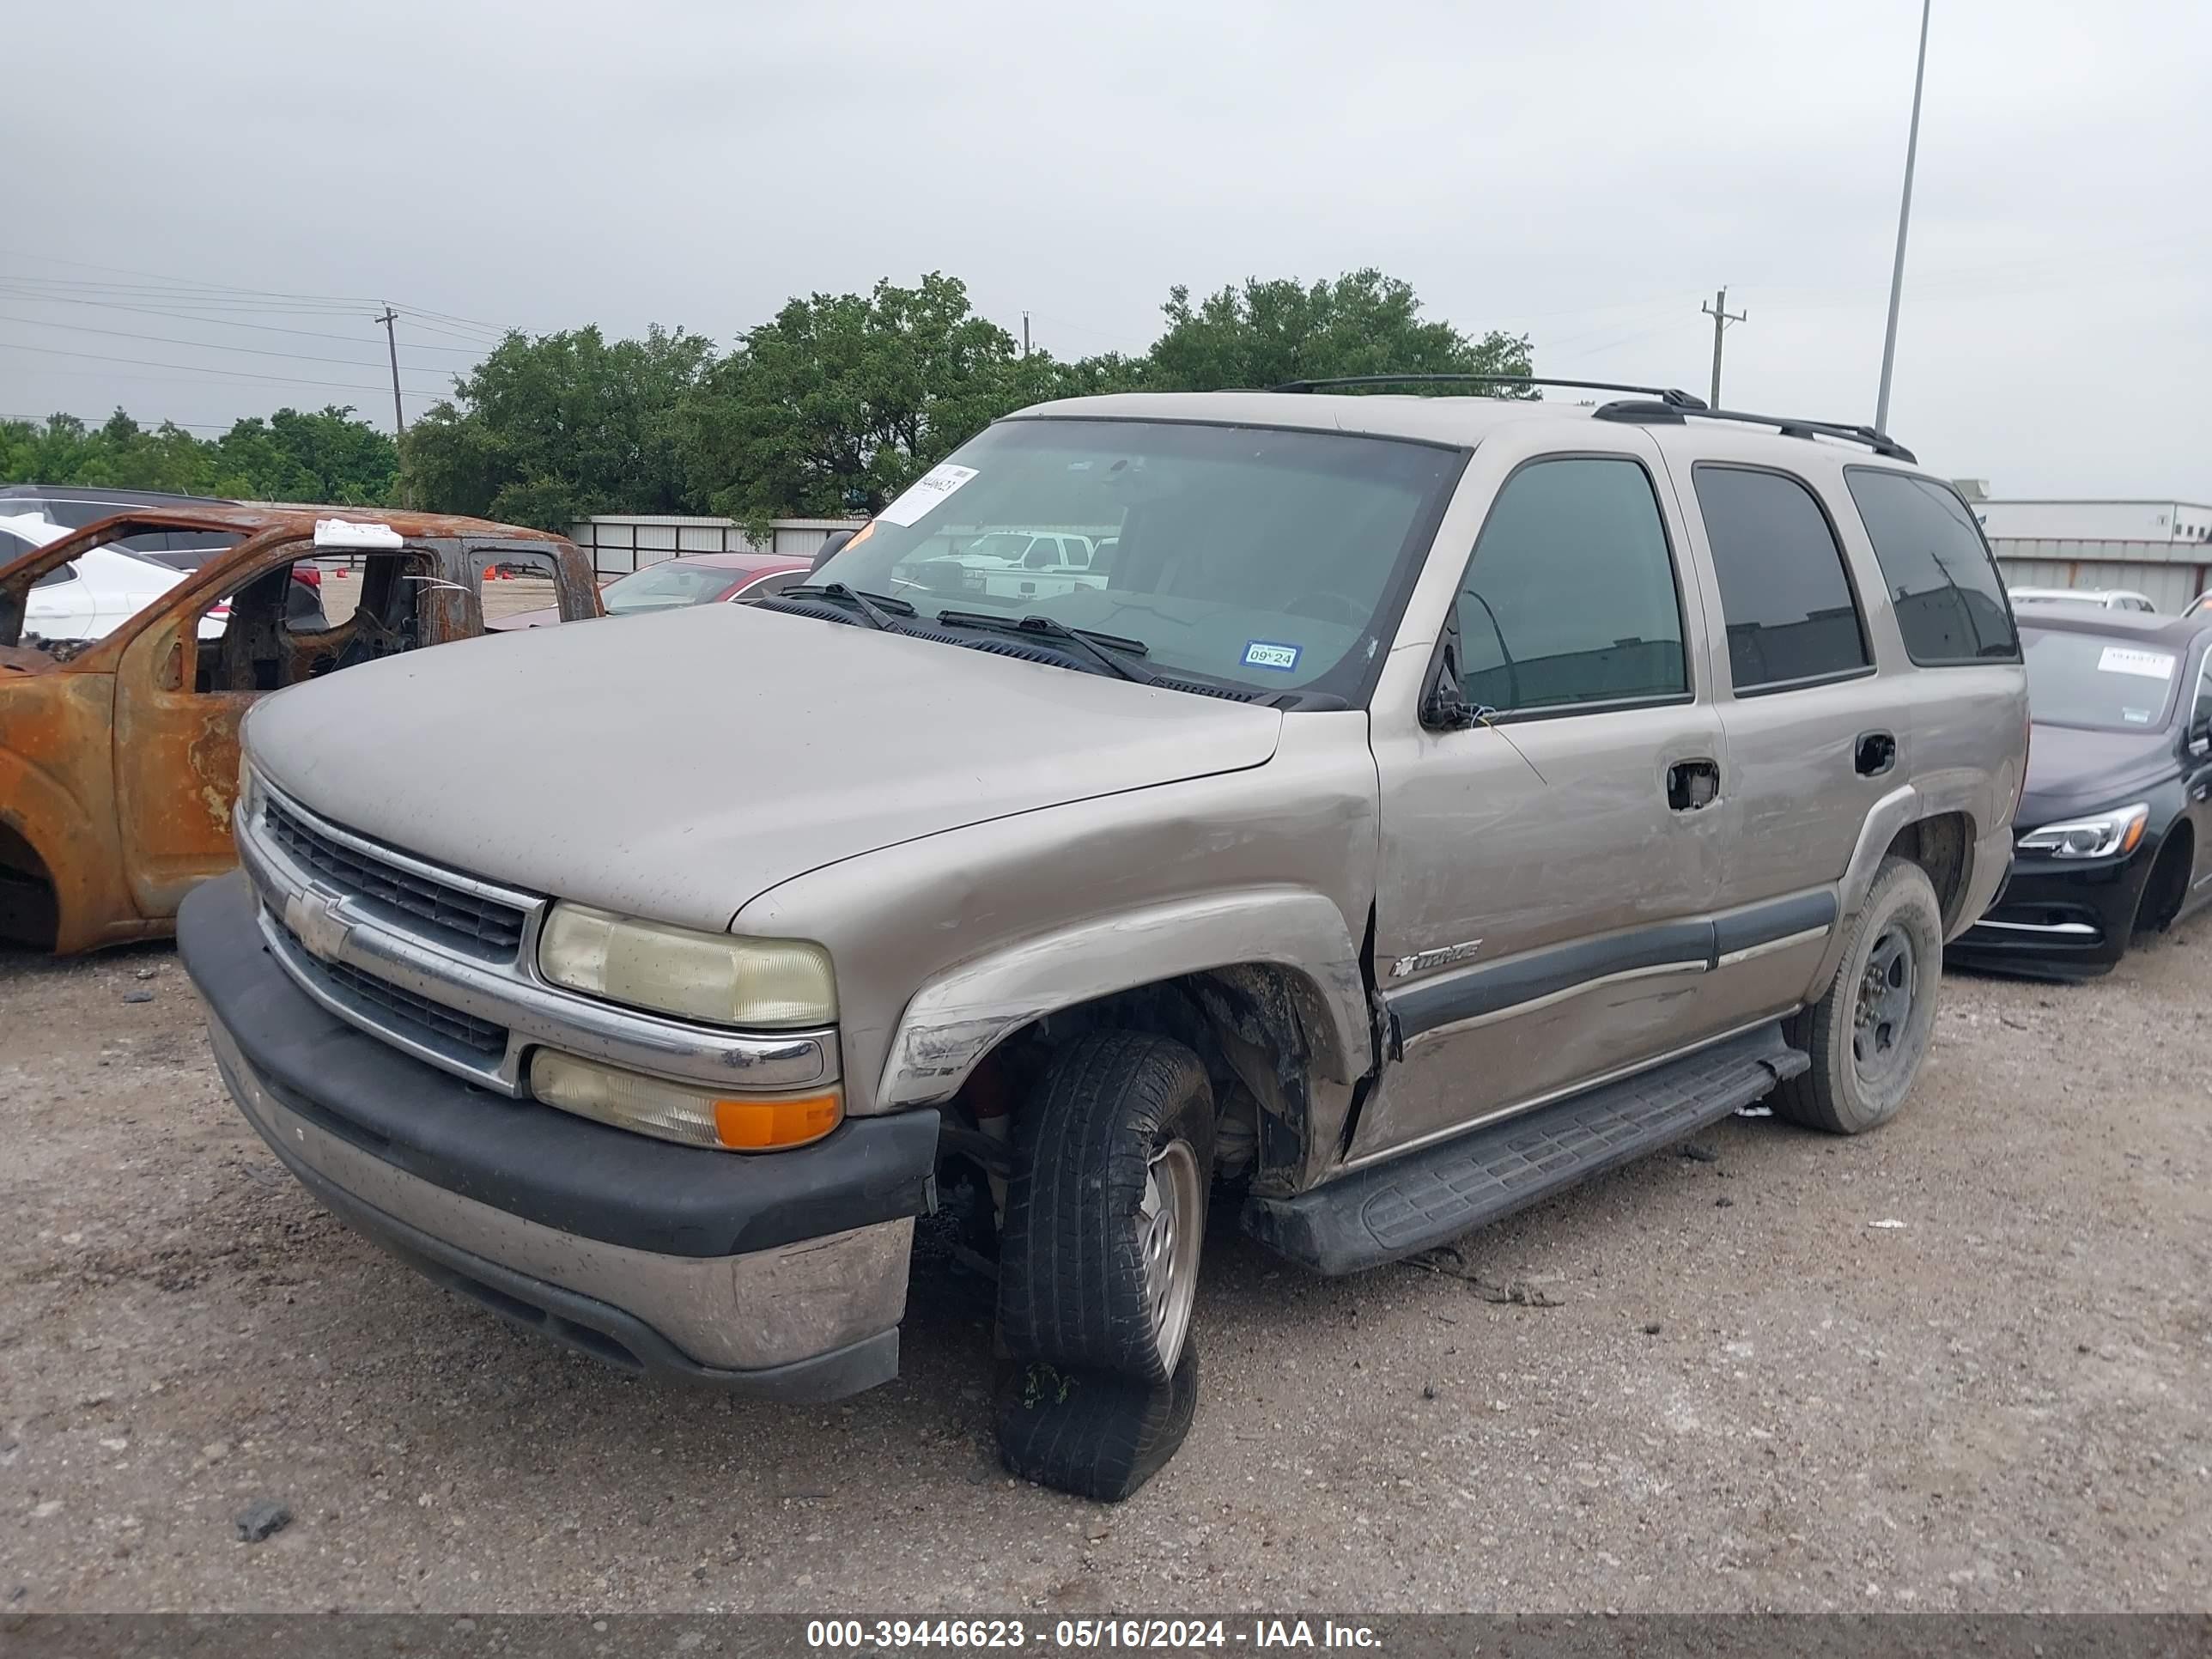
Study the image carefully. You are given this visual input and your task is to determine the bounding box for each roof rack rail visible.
[1267,374,1709,408]
[1593,398,1917,464]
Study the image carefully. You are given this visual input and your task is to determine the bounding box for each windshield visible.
[810,417,1465,700]
[603,561,738,614]
[2022,626,2185,732]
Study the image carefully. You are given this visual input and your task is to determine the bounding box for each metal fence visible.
[1990,538,2211,614]
[567,515,861,580]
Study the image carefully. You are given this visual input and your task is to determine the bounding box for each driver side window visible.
[1453,457,1688,715]
[188,551,428,694]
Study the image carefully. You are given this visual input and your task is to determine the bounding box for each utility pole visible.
[375,306,406,436]
[1022,311,1030,358]
[1875,0,1932,437]
[1700,287,1747,408]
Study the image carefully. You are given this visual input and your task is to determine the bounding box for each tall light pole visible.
[1875,0,1932,436]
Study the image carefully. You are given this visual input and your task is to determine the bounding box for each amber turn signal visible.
[712,1092,843,1151]
[528,1050,843,1152]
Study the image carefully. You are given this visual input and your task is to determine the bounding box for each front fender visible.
[877,886,1371,1110]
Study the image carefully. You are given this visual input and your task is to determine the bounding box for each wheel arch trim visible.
[874,886,1371,1111]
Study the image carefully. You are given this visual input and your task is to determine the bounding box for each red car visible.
[488,551,815,630]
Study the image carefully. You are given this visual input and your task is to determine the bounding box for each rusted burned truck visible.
[0,506,599,953]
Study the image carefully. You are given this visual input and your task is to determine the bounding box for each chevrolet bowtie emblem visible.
[283,887,351,964]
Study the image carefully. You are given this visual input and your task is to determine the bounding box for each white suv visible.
[2009,586,2157,614]
[922,529,1107,600]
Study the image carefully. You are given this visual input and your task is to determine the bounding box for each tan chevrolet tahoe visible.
[179,379,2028,1499]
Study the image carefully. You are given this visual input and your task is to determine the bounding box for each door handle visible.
[1667,758,1721,811]
[1855,730,1899,777]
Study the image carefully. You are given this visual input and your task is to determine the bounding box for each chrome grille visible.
[277,921,509,1057]
[262,795,527,957]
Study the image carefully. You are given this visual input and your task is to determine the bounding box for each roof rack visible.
[1593,398,1917,464]
[1267,374,1710,407]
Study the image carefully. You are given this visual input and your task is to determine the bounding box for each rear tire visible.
[1777,856,1942,1134]
[998,1031,1215,1386]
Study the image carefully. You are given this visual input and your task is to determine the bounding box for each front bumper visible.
[180,872,940,1398]
[1949,849,2156,978]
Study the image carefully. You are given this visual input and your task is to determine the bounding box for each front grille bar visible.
[262,795,527,957]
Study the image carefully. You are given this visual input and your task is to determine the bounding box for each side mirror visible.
[1419,639,1479,732]
[809,528,858,573]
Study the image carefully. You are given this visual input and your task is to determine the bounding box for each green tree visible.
[401,325,715,529]
[212,406,398,505]
[678,273,1036,529]
[1050,350,1150,398]
[1145,269,1532,393]
[0,414,100,486]
[0,404,397,505]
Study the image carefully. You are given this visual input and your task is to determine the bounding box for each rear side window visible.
[1694,465,1870,693]
[1455,457,1686,714]
[1845,468,2021,663]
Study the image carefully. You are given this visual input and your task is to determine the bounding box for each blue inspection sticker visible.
[1242,640,1302,672]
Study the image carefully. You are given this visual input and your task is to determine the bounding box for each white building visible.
[1971,497,2212,544]
[1951,487,2212,614]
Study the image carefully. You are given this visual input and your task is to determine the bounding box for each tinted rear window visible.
[1693,465,1870,692]
[1845,468,2020,664]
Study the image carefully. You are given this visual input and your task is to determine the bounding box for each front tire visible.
[998,1031,1215,1385]
[1777,856,1943,1134]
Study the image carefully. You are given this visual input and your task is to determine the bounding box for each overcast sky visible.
[8,1,2206,499]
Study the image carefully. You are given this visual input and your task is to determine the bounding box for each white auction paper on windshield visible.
[877,464,979,527]
[2097,646,2175,680]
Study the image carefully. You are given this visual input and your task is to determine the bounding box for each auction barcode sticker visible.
[2097,646,2175,680]
[878,464,979,526]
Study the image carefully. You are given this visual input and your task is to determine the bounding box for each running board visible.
[1243,1024,1808,1276]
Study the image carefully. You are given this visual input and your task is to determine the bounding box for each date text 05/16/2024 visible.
[805,1621,1382,1650]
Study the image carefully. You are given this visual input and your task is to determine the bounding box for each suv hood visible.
[2017,721,2179,827]
[246,602,1284,931]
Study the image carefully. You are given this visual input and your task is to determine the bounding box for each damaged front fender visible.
[876,887,1374,1179]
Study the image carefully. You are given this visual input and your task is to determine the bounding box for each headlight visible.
[538,902,836,1027]
[2016,803,2148,860]
[530,1050,842,1152]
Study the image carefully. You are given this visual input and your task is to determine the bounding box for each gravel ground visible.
[2,924,2208,1613]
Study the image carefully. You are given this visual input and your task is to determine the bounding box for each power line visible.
[0,311,459,375]
[390,301,510,333]
[385,313,514,347]
[0,273,517,337]
[1,410,234,431]
[0,280,389,315]
[0,287,490,354]
[0,338,434,396]
[0,255,388,305]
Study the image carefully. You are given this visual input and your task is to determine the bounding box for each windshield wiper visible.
[781,582,914,630]
[935,609,1159,685]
